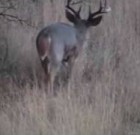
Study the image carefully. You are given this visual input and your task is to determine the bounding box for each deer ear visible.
[87,16,103,26]
[65,9,76,23]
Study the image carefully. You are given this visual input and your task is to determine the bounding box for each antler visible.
[88,0,111,20]
[66,0,82,18]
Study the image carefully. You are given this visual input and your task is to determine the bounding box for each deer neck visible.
[75,25,88,46]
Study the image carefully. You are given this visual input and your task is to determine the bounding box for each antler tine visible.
[103,0,111,13]
[66,0,77,15]
[88,5,91,15]
[88,0,103,19]
[67,0,72,4]
[66,0,82,17]
[88,0,111,20]
[71,0,82,5]
[77,5,82,15]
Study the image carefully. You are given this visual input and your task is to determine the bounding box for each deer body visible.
[37,22,87,62]
[36,23,86,92]
[36,0,111,93]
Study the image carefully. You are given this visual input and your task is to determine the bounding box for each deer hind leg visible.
[63,54,77,80]
[41,59,56,95]
[41,57,50,82]
[63,46,78,77]
[47,65,58,95]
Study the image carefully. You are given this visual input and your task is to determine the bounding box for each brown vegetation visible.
[0,0,140,135]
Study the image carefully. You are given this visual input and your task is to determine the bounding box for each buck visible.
[36,0,111,93]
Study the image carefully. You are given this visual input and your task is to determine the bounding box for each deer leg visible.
[68,56,75,75]
[41,57,55,95]
[41,57,50,81]
[48,66,58,95]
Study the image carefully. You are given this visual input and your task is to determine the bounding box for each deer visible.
[36,0,111,94]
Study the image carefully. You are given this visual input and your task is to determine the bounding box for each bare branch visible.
[0,1,37,28]
[0,12,37,28]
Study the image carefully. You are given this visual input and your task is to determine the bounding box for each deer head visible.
[65,0,111,28]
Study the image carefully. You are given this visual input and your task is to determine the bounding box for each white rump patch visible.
[48,36,52,45]
[40,36,52,61]
[40,51,48,61]
[40,36,51,61]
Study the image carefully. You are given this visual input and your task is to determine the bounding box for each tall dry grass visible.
[0,0,140,135]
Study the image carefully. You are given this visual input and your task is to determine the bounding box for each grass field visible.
[0,0,140,135]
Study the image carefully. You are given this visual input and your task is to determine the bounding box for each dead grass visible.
[0,60,139,135]
[0,0,140,135]
[0,82,122,135]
